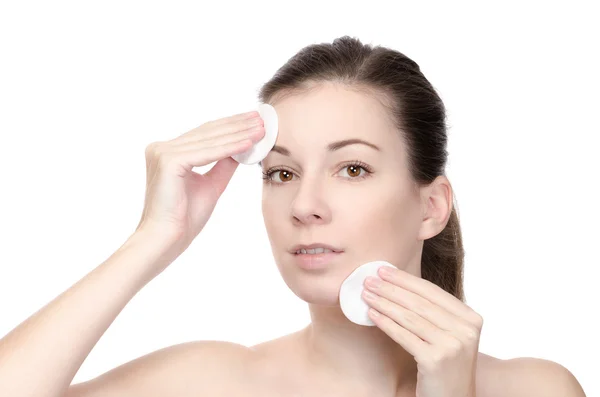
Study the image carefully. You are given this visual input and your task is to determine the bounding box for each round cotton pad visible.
[339,260,397,326]
[231,103,278,165]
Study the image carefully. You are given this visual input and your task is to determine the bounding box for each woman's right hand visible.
[135,110,265,258]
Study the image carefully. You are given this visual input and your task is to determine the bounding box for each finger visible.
[366,279,465,333]
[205,110,260,127]
[365,291,446,345]
[166,139,254,175]
[170,124,264,151]
[378,267,479,323]
[368,308,428,358]
[174,113,263,145]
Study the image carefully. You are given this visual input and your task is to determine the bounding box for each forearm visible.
[0,228,177,397]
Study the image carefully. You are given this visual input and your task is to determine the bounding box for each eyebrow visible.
[267,138,381,160]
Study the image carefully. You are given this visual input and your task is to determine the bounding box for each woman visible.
[0,36,586,397]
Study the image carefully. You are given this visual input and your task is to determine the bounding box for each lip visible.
[292,250,343,270]
[290,243,343,253]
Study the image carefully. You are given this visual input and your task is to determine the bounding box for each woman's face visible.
[260,82,426,306]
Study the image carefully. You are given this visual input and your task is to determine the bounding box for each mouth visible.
[292,250,344,270]
[293,248,343,255]
[291,245,344,255]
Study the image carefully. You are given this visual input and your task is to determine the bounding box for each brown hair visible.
[257,36,465,302]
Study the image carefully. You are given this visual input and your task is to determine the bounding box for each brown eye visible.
[262,161,372,185]
[277,170,293,182]
[346,165,362,178]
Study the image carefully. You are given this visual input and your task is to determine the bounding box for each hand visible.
[362,266,483,397]
[135,111,265,263]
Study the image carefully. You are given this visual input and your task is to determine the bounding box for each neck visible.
[298,303,418,395]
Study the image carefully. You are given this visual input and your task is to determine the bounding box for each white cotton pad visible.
[339,260,397,326]
[231,103,278,165]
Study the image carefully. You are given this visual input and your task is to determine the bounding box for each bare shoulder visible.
[68,340,253,397]
[481,354,586,397]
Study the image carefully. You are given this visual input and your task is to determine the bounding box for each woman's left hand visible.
[362,265,484,397]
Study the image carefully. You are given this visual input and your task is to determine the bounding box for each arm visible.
[0,227,179,397]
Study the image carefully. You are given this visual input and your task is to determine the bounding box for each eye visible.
[343,163,366,178]
[262,161,374,185]
[264,168,295,183]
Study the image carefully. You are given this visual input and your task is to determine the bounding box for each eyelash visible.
[262,160,374,185]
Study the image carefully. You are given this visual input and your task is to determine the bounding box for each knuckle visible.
[464,306,484,327]
[464,326,480,341]
[474,313,484,328]
[145,141,164,158]
[428,351,445,368]
[469,312,484,330]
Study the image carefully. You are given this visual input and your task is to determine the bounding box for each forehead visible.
[261,83,397,164]
[275,83,393,135]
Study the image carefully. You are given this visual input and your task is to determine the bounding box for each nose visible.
[290,182,331,225]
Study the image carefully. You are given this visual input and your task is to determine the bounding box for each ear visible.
[417,175,453,241]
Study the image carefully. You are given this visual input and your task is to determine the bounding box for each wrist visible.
[117,226,183,275]
[134,222,183,245]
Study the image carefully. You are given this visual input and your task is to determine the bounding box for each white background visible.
[0,1,597,395]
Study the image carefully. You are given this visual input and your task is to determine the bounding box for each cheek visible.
[261,194,288,244]
[342,186,419,250]
[261,200,278,231]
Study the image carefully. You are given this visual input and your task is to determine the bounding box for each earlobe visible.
[417,204,440,241]
[416,195,435,241]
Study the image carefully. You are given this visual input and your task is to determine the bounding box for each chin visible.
[276,260,346,307]
[293,286,341,307]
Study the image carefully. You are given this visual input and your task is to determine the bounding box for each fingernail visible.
[379,266,393,277]
[365,276,382,288]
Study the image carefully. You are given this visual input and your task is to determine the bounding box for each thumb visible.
[204,156,240,197]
